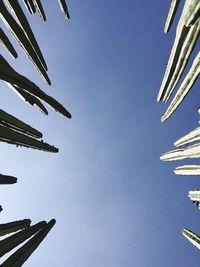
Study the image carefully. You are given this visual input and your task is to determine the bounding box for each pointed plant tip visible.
[164,28,169,34]
[161,116,166,123]
[50,219,56,224]
[47,79,51,86]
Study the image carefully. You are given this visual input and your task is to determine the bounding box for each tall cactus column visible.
[157,0,200,251]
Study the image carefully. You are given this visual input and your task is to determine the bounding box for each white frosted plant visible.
[158,0,200,251]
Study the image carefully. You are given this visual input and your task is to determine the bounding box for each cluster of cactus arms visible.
[0,0,70,265]
[158,0,200,250]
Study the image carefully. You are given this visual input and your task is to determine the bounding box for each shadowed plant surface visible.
[0,0,70,265]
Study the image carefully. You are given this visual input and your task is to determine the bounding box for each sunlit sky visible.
[0,1,200,266]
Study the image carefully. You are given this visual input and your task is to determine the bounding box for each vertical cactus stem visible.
[23,0,36,15]
[163,18,200,103]
[0,221,47,257]
[1,219,56,267]
[188,189,200,203]
[33,0,46,21]
[174,126,200,147]
[0,1,51,85]
[157,0,190,102]
[184,1,200,27]
[23,0,33,14]
[0,56,71,118]
[160,142,200,161]
[0,219,31,236]
[11,85,48,116]
[175,165,200,175]
[164,0,180,33]
[182,228,200,250]
[0,28,18,58]
[0,125,59,152]
[161,51,200,122]
[0,174,17,184]
[5,0,48,71]
[58,0,70,19]
[0,108,42,138]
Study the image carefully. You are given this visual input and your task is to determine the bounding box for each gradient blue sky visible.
[0,1,200,266]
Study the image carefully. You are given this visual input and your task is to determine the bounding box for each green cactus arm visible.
[157,0,190,102]
[0,1,50,85]
[184,0,200,26]
[0,221,46,257]
[0,125,59,152]
[1,219,55,267]
[164,0,180,33]
[10,84,48,115]
[161,50,200,121]
[174,165,200,175]
[33,0,46,21]
[160,142,200,161]
[5,0,47,71]
[174,126,200,147]
[0,174,17,184]
[0,219,31,237]
[182,228,200,250]
[23,0,36,15]
[162,18,200,103]
[0,108,42,138]
[58,0,70,19]
[0,27,17,58]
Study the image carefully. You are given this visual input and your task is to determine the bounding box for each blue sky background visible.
[0,1,200,266]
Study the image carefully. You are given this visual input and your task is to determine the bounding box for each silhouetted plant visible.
[0,0,70,265]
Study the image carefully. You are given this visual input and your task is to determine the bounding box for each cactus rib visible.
[161,51,200,121]
[0,27,17,58]
[164,0,180,33]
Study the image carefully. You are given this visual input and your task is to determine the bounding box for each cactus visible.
[0,1,50,84]
[33,0,46,21]
[164,0,180,33]
[58,0,70,19]
[23,0,36,15]
[0,2,71,265]
[182,228,200,250]
[160,142,200,161]
[1,219,56,267]
[157,0,200,105]
[0,27,17,58]
[0,174,17,184]
[174,126,200,147]
[0,220,31,236]
[10,85,48,115]
[0,125,59,152]
[175,165,200,175]
[161,50,200,122]
[0,221,46,257]
[184,0,200,27]
[5,0,47,70]
[163,18,200,102]
[0,108,42,138]
[0,55,71,118]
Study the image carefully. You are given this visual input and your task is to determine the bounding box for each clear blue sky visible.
[0,1,200,266]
